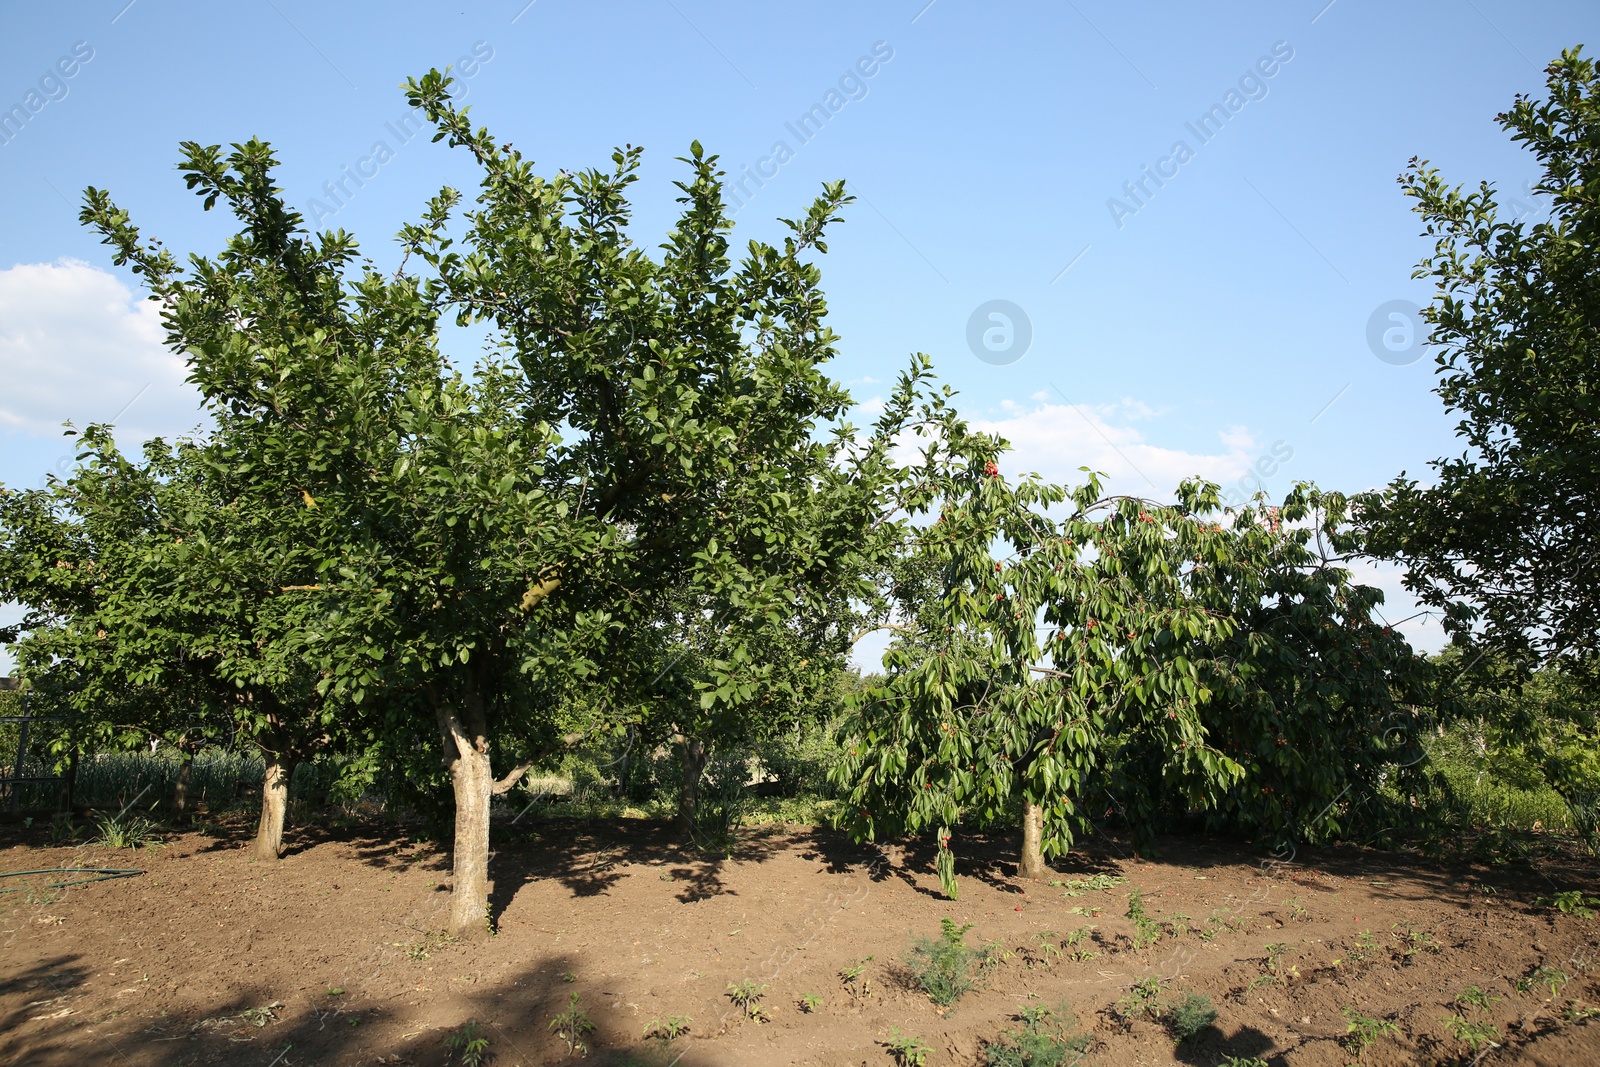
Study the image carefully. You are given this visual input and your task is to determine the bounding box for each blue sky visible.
[2,0,1595,667]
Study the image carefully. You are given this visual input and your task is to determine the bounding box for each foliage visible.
[1342,1008,1398,1061]
[981,1002,1092,1067]
[1536,890,1600,918]
[641,1015,690,1041]
[884,1028,932,1067]
[1517,965,1569,997]
[1162,992,1218,1044]
[445,1020,490,1066]
[93,811,158,849]
[905,918,995,1007]
[548,993,593,1057]
[1362,48,1600,680]
[725,979,769,1023]
[835,457,1434,883]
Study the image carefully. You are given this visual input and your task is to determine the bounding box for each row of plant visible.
[4,50,1600,930]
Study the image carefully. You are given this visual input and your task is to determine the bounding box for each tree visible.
[397,71,950,866]
[1115,487,1436,848]
[66,72,953,935]
[832,403,1247,893]
[0,428,335,853]
[1363,47,1600,679]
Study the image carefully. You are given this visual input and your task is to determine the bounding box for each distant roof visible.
[0,677,19,692]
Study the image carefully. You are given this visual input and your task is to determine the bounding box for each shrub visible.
[1162,992,1217,1044]
[906,918,996,1007]
[982,1002,1091,1066]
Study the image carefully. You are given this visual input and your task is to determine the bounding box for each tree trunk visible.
[172,747,195,817]
[55,748,78,814]
[675,734,708,836]
[1019,797,1047,880]
[447,737,494,938]
[254,754,293,860]
[434,677,496,941]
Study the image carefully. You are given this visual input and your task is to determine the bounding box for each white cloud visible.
[854,395,886,418]
[972,400,1261,498]
[0,259,203,443]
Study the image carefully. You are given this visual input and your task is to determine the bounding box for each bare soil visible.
[2,814,1598,1066]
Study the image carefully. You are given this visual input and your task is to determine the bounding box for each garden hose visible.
[0,868,144,893]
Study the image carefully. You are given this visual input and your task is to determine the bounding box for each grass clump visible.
[906,917,997,1007]
[982,1001,1091,1066]
[1162,992,1217,1045]
[94,811,159,849]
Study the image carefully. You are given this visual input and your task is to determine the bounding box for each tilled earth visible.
[2,815,1598,1066]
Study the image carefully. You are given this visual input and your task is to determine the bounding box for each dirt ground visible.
[2,814,1598,1067]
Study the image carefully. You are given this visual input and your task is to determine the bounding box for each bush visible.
[906,918,997,1007]
[982,1002,1091,1066]
[1162,992,1218,1044]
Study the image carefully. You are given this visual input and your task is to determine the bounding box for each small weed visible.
[1444,1012,1499,1052]
[1342,1008,1398,1062]
[1264,942,1288,973]
[1026,931,1064,968]
[884,1028,932,1066]
[326,986,344,996]
[1442,986,1500,1054]
[240,1001,283,1028]
[1218,1058,1270,1067]
[799,993,823,1013]
[23,885,59,907]
[1286,896,1310,922]
[445,1019,491,1066]
[1063,926,1099,962]
[548,992,594,1057]
[1116,976,1164,1025]
[1066,905,1101,918]
[95,812,158,849]
[641,1015,691,1041]
[1340,930,1380,967]
[1162,992,1217,1045]
[1125,888,1161,949]
[982,1000,1091,1067]
[1516,965,1568,998]
[1562,999,1600,1021]
[726,979,769,1023]
[1391,924,1440,959]
[1536,890,1600,919]
[401,930,459,962]
[1050,873,1126,896]
[839,956,874,1002]
[906,919,995,1008]
[48,814,83,846]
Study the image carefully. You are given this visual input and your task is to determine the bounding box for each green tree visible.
[0,429,334,851]
[65,73,955,936]
[1363,47,1600,679]
[397,71,949,862]
[1118,488,1437,847]
[832,404,1246,893]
